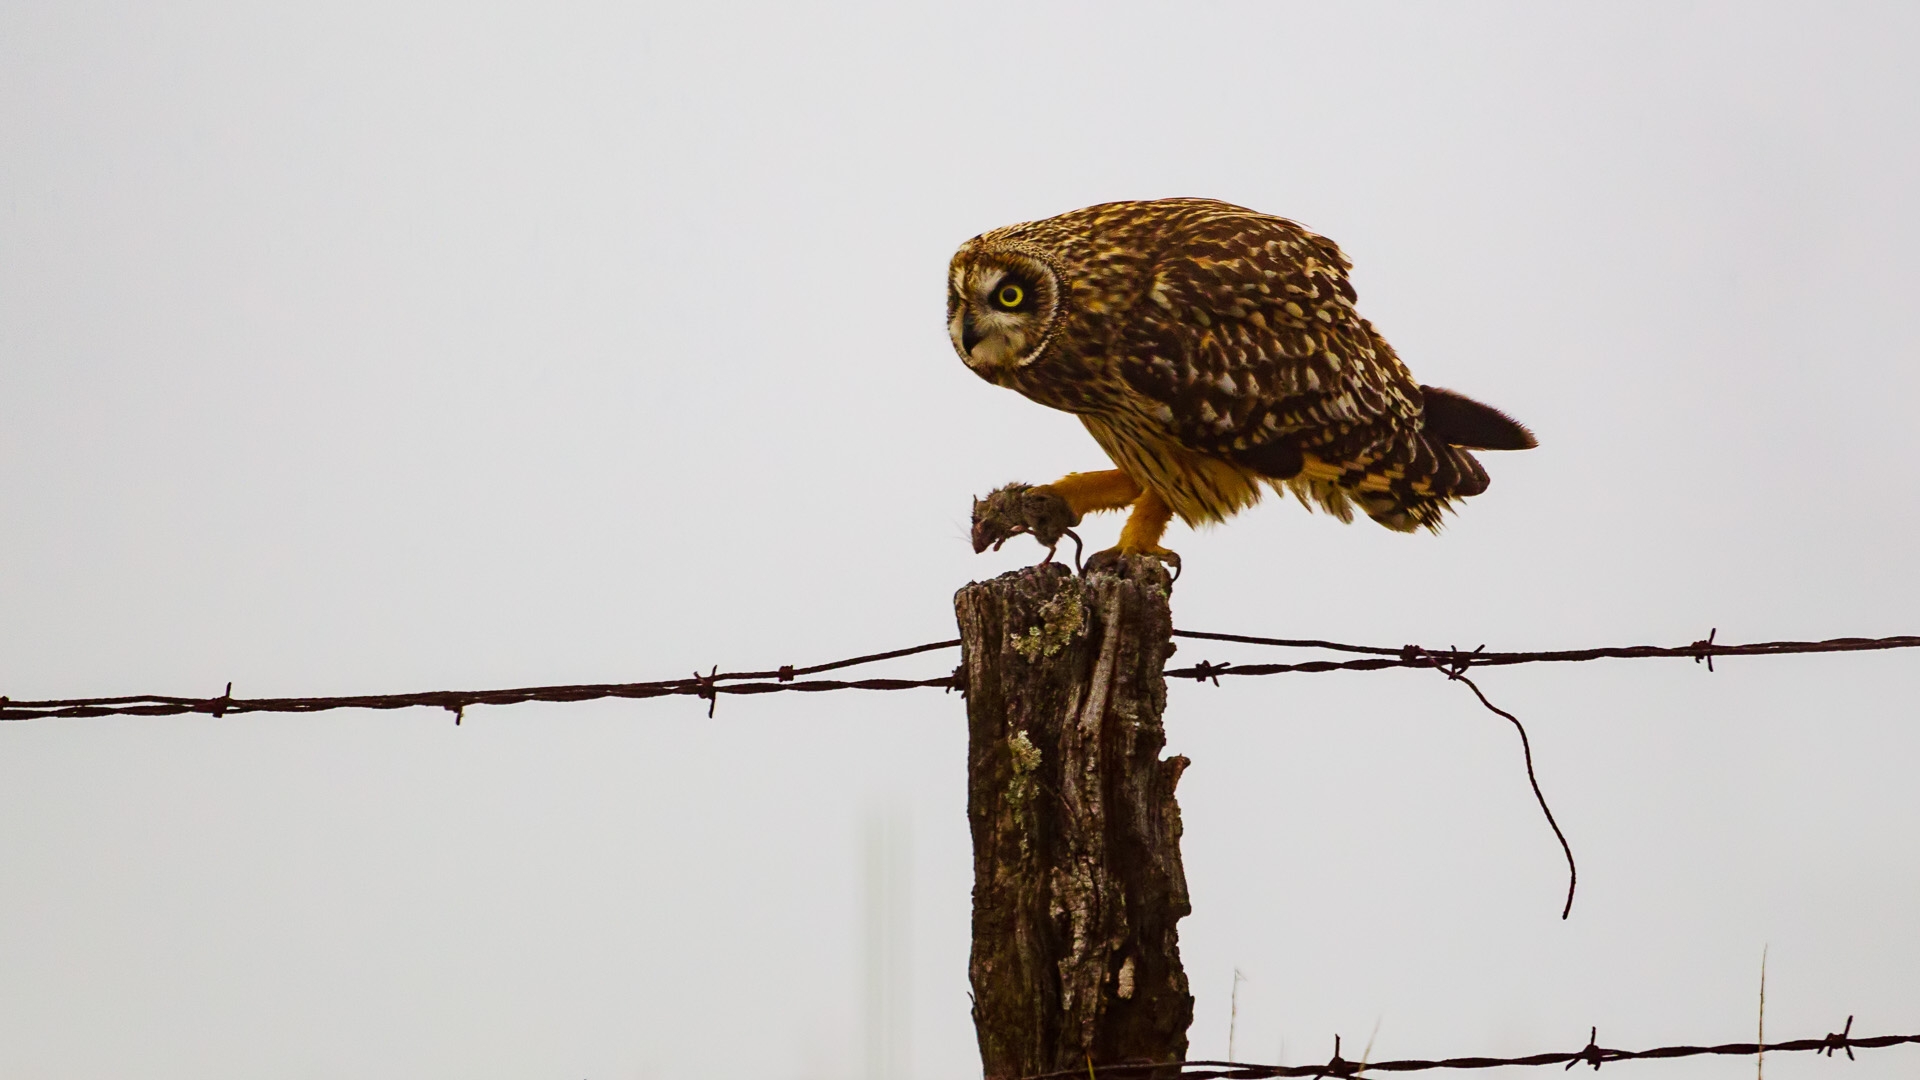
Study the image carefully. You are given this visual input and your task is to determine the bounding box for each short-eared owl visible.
[950,198,1534,562]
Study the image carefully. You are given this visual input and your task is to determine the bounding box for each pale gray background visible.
[3,2,1917,1077]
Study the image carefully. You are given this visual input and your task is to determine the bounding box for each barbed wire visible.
[3,631,1917,723]
[1163,630,1920,680]
[8,630,1917,1043]
[1171,630,1920,923]
[1023,1017,1916,1078]
[17,624,1906,922]
[0,638,964,723]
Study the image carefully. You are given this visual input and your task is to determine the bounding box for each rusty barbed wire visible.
[1161,630,1920,680]
[3,631,1918,723]
[1165,630,1920,924]
[1167,629,1918,921]
[0,640,963,722]
[1022,1017,1916,1078]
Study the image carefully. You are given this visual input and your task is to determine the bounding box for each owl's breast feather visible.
[1081,411,1265,527]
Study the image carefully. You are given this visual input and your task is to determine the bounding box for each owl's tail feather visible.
[1263,387,1531,532]
[1352,440,1492,533]
[1336,387,1531,533]
[1419,386,1537,451]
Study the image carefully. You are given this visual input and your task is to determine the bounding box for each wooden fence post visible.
[955,556,1193,1079]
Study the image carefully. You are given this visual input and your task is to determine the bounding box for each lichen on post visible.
[955,556,1193,1080]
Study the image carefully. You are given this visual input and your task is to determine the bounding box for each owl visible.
[949,198,1535,565]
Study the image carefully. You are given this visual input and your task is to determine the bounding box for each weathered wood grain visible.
[956,556,1192,1080]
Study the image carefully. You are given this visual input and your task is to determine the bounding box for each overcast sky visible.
[4,2,1919,1078]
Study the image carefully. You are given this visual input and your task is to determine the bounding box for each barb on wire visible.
[1016,1019,1918,1079]
[1693,628,1718,672]
[4,630,1919,723]
[1822,1015,1856,1060]
[1568,1026,1603,1071]
[692,665,720,718]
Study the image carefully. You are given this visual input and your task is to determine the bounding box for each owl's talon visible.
[1083,545,1180,580]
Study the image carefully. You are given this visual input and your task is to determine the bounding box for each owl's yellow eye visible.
[996,283,1025,309]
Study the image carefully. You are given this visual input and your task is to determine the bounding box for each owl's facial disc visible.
[947,248,1061,377]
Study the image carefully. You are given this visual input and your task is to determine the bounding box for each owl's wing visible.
[1113,208,1417,455]
[1111,209,1500,522]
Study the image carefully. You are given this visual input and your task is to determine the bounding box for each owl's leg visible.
[1115,488,1174,554]
[1034,469,1143,519]
[1085,489,1181,578]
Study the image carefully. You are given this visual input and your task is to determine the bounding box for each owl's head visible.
[947,241,1066,378]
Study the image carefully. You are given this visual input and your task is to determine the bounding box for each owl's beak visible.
[960,312,984,356]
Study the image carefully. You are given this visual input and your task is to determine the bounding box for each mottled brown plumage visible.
[949,198,1534,558]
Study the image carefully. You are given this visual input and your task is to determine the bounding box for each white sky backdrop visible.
[4,2,1919,1077]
